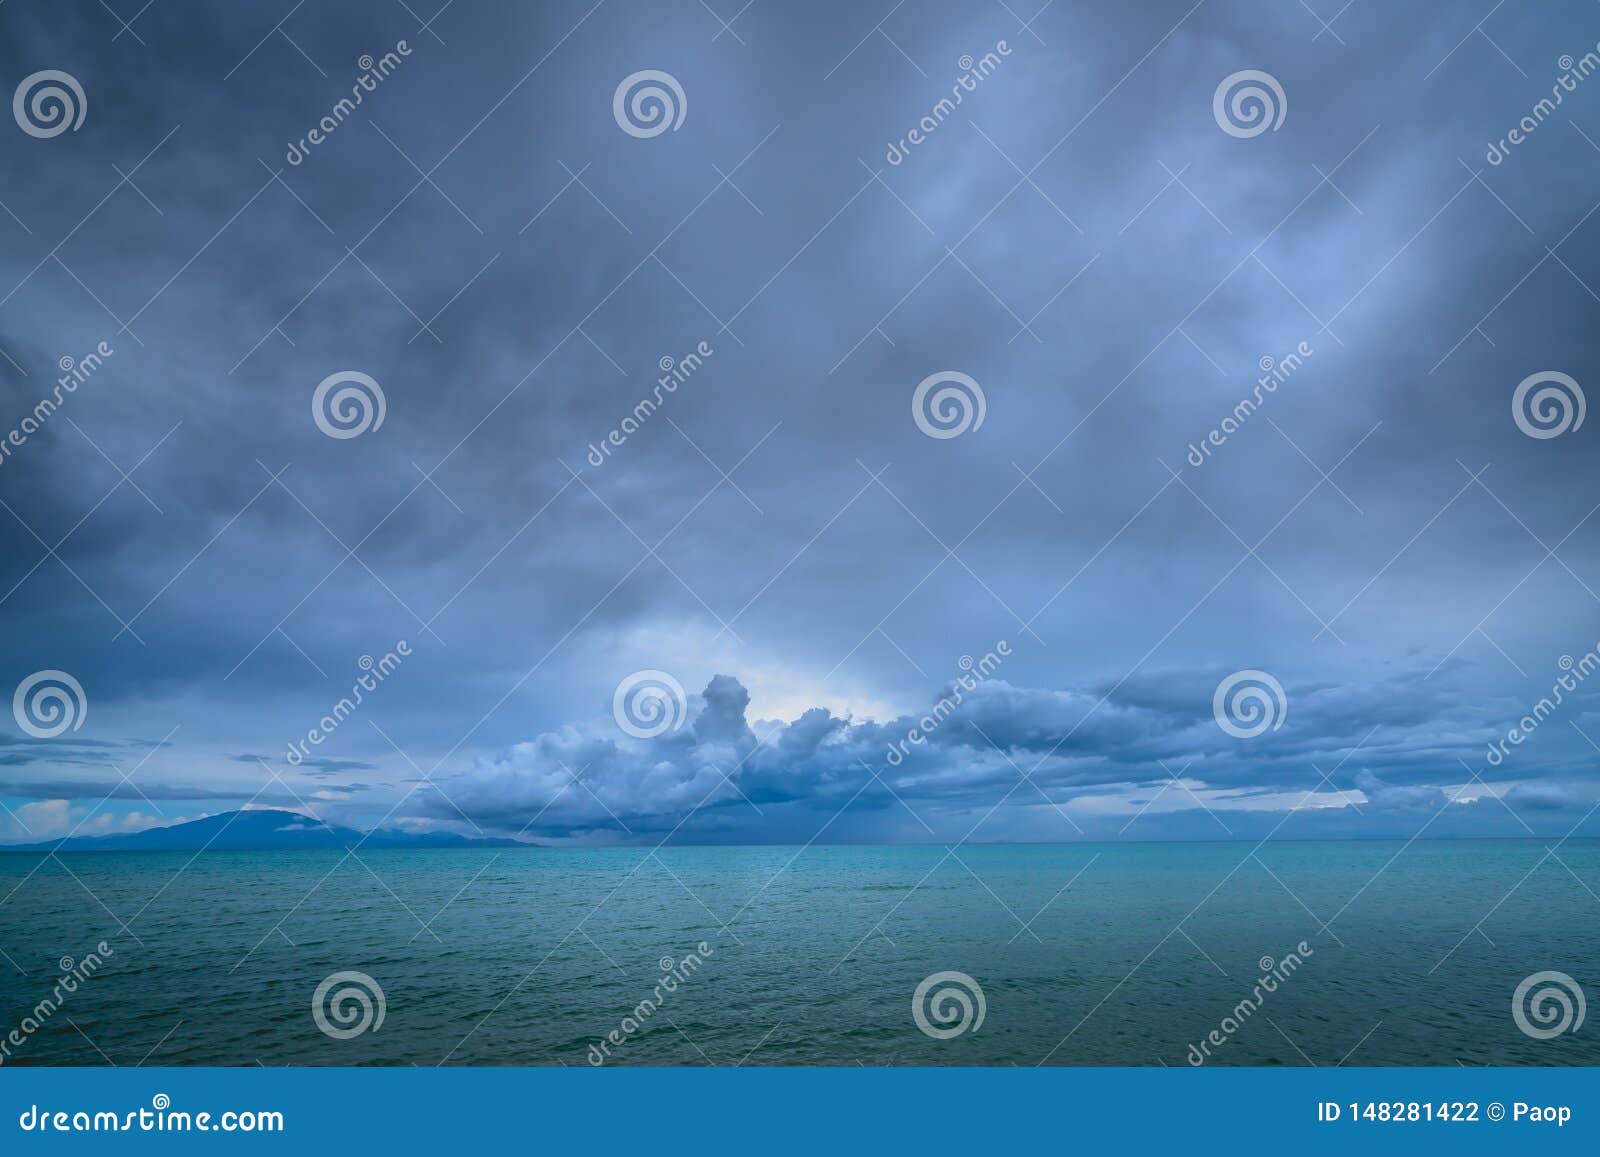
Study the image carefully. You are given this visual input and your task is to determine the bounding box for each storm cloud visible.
[2,1,1598,843]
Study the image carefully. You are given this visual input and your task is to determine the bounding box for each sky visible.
[1,0,1599,845]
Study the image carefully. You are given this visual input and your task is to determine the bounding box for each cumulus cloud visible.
[1503,782,1593,813]
[1352,769,1451,812]
[418,669,1587,843]
[0,799,193,841]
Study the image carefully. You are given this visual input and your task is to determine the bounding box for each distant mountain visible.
[2,809,527,852]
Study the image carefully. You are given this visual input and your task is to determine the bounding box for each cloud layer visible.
[2,1,1598,842]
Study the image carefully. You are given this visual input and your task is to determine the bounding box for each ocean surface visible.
[1,840,1596,1066]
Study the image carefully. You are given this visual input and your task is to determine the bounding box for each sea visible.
[1,840,1595,1066]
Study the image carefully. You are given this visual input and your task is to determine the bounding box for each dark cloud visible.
[3,0,1599,842]
[1352,770,1451,813]
[418,672,1599,843]
[1,779,223,800]
[230,753,378,775]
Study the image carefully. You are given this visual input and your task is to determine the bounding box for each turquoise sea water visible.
[1,840,1596,1066]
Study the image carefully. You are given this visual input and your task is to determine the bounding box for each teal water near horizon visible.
[2,840,1596,1067]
